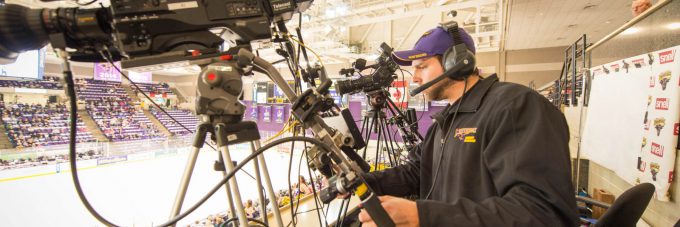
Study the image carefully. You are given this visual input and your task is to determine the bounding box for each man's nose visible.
[412,72,422,85]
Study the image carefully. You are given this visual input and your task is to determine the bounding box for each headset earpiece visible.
[439,22,476,81]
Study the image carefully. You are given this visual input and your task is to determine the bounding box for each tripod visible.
[169,117,283,227]
[359,89,423,169]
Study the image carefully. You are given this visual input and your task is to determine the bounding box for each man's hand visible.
[358,196,419,227]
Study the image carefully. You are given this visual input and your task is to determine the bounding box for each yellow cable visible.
[287,36,325,68]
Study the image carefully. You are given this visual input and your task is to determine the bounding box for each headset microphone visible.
[410,60,468,96]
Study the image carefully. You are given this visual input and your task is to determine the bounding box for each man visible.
[357,26,578,226]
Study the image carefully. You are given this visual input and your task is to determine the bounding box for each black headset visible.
[409,21,477,96]
[439,21,477,81]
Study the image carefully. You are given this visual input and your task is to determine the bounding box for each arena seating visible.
[0,101,95,148]
[0,76,63,90]
[150,107,198,136]
[76,79,164,142]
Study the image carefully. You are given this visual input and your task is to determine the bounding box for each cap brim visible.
[391,50,432,66]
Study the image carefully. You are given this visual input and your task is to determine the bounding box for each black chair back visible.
[595,183,655,227]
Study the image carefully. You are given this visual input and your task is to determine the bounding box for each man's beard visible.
[425,78,455,101]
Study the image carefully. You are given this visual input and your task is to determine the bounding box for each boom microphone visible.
[410,62,466,96]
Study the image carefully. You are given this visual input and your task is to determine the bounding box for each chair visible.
[576,183,655,227]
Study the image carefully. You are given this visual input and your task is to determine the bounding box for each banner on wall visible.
[128,71,153,84]
[274,105,285,123]
[93,62,122,82]
[388,80,408,108]
[262,105,271,122]
[583,45,679,201]
[249,104,258,120]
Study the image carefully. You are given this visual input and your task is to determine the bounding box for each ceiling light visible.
[666,22,680,30]
[622,27,640,35]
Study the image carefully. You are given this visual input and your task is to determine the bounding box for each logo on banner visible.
[649,76,655,88]
[674,123,679,135]
[654,117,666,136]
[603,66,611,74]
[651,142,664,157]
[632,58,646,68]
[659,50,675,64]
[592,68,602,77]
[611,64,620,72]
[650,162,660,181]
[670,171,675,184]
[659,71,672,90]
[655,98,669,110]
[622,60,630,73]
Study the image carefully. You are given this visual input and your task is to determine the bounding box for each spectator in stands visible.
[299,175,313,195]
[632,0,652,16]
[244,199,256,218]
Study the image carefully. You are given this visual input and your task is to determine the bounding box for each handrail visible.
[586,0,673,53]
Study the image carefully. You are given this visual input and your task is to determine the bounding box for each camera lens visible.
[0,4,50,63]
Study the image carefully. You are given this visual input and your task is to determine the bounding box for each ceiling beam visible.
[396,15,423,50]
[347,0,497,27]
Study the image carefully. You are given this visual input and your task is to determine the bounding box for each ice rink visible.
[0,144,316,227]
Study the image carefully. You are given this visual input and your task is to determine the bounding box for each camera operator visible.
[357,26,578,226]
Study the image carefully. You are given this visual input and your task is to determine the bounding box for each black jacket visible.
[363,74,578,226]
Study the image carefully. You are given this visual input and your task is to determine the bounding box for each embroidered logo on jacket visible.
[454,128,477,143]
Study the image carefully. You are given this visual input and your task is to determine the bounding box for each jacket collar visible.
[431,74,498,123]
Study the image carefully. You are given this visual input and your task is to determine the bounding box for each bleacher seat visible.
[0,101,95,148]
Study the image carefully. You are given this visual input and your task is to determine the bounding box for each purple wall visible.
[244,100,446,140]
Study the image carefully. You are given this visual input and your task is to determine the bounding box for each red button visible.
[207,73,216,81]
[220,55,233,61]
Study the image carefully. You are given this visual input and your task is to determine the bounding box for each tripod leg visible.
[361,115,375,161]
[249,142,268,226]
[252,140,285,227]
[169,123,208,223]
[383,118,399,166]
[380,117,395,167]
[216,124,249,227]
[379,115,395,167]
[374,115,383,170]
[216,149,238,221]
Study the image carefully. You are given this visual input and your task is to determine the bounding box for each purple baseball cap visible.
[392,26,475,66]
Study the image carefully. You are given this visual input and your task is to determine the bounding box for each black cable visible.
[304,149,328,227]
[64,58,118,227]
[67,72,333,227]
[286,134,297,227]
[157,136,334,226]
[76,0,98,6]
[424,77,468,200]
[98,52,258,182]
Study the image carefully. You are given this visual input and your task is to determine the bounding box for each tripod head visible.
[366,89,390,111]
[196,61,246,123]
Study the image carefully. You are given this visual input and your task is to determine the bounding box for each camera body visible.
[336,43,398,96]
[0,0,312,65]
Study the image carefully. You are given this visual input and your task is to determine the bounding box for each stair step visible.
[78,110,110,142]
[124,85,142,102]
[0,125,14,149]
[170,87,187,103]
[143,109,173,137]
